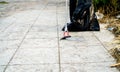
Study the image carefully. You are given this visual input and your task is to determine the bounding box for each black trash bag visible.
[62,3,91,32]
[62,0,100,32]
[62,18,100,31]
[62,22,84,32]
[62,17,100,32]
[89,15,100,31]
[62,3,92,32]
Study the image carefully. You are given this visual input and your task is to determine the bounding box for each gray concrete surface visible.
[0,0,119,72]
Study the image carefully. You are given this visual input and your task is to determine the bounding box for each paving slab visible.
[93,25,115,50]
[29,25,57,32]
[61,62,118,72]
[59,36,86,47]
[0,17,16,32]
[26,32,57,39]
[19,38,58,48]
[60,45,114,63]
[5,64,59,72]
[0,40,20,50]
[0,66,5,72]
[0,49,16,65]
[10,48,58,65]
[0,32,26,40]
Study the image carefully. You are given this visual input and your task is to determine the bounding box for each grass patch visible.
[0,1,8,4]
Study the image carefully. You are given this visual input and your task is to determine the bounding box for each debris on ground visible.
[116,15,120,19]
[103,16,120,37]
[95,11,104,19]
[97,12,120,70]
[103,15,120,70]
[109,46,120,70]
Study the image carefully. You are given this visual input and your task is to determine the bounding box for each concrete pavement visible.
[0,0,119,72]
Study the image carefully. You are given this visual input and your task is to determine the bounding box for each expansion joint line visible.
[56,0,62,72]
[56,0,69,72]
[92,32,115,59]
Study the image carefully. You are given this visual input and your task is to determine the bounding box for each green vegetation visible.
[0,1,8,4]
[93,0,120,16]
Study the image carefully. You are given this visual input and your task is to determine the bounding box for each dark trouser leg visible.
[83,9,90,30]
[71,0,85,22]
[71,0,91,30]
[69,0,77,22]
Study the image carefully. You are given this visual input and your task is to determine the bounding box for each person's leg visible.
[72,0,91,30]
[72,0,86,22]
[69,0,77,22]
